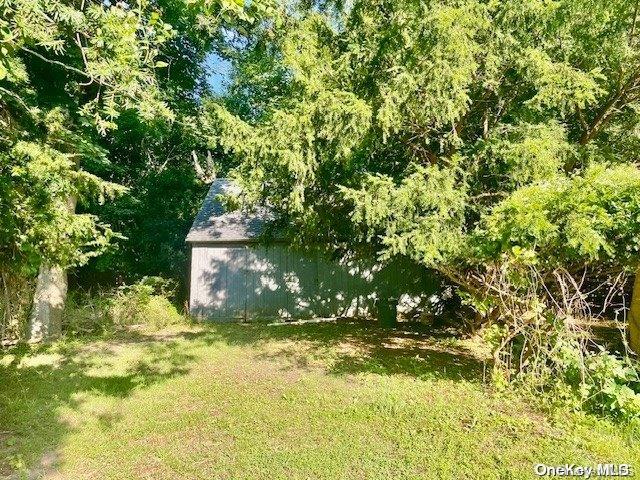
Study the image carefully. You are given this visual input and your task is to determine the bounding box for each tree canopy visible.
[1,0,171,274]
[0,0,268,277]
[3,0,640,347]
[1,0,640,419]
[206,0,640,284]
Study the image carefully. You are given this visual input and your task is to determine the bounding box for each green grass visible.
[1,320,638,479]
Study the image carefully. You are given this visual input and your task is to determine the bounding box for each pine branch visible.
[21,46,93,81]
[579,71,640,145]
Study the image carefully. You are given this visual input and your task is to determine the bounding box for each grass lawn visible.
[1,320,638,479]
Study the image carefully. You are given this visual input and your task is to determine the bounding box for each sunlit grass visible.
[1,321,638,479]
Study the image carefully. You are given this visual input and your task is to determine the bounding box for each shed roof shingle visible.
[185,179,273,243]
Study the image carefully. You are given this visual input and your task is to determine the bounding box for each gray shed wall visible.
[189,244,378,320]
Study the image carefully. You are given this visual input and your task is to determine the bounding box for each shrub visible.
[138,295,184,329]
[63,277,185,334]
[464,259,640,422]
[63,292,114,335]
[0,271,34,342]
[554,342,640,420]
[493,327,640,422]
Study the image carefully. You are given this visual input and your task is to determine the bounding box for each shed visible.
[186,179,379,320]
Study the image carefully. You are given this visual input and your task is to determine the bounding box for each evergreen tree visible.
[206,0,640,349]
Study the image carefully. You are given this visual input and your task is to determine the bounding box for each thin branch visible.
[75,34,94,86]
[0,86,32,113]
[579,71,640,145]
[21,46,93,80]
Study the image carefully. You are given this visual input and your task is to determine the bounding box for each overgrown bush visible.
[471,261,640,422]
[564,345,640,419]
[63,277,185,335]
[138,295,185,329]
[505,335,640,421]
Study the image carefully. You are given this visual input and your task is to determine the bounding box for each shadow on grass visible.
[0,319,487,478]
[0,336,195,478]
[183,319,488,382]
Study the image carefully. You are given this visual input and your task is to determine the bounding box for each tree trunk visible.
[27,265,67,342]
[378,296,398,328]
[27,196,76,343]
[1,270,9,342]
[629,270,640,353]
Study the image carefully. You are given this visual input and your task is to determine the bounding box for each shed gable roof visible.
[186,179,273,243]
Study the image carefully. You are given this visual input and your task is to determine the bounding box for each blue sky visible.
[205,53,232,95]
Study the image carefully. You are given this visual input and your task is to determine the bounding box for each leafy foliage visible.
[207,0,640,275]
[479,164,640,267]
[205,0,640,417]
[532,338,640,420]
[0,0,173,274]
[64,276,184,335]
